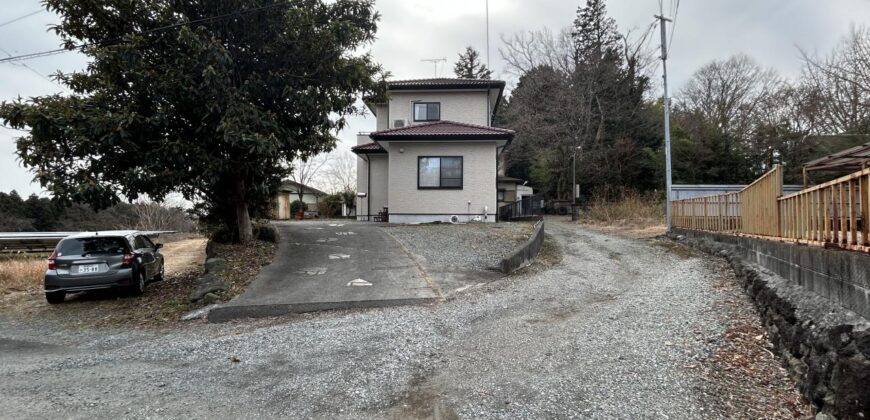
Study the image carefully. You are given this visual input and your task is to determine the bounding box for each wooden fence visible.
[672,165,870,253]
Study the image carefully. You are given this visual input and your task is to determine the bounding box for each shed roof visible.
[803,141,870,172]
[278,180,327,196]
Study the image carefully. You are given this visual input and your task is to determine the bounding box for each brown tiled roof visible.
[370,120,514,141]
[387,78,505,90]
[497,175,524,183]
[351,142,387,154]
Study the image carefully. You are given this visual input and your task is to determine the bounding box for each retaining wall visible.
[673,229,870,319]
[500,219,544,273]
[671,229,870,418]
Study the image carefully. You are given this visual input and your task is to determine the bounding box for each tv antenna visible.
[421,58,447,77]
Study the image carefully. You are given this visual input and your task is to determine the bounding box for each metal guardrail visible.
[0,230,176,254]
[499,194,545,221]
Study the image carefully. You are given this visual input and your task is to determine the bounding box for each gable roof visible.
[387,78,505,91]
[278,180,327,196]
[369,120,514,141]
[351,142,387,154]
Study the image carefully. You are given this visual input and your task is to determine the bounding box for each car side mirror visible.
[154,243,164,250]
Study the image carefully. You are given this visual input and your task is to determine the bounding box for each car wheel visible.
[131,272,146,296]
[153,263,165,282]
[45,291,66,304]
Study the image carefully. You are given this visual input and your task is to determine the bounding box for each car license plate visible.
[77,264,100,274]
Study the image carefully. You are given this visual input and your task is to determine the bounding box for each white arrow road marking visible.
[296,267,327,275]
[328,223,345,227]
[335,231,356,236]
[329,253,351,260]
[316,238,338,243]
[347,279,372,287]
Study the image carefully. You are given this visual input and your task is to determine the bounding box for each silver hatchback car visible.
[44,231,165,304]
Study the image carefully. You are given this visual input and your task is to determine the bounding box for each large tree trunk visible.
[234,175,253,243]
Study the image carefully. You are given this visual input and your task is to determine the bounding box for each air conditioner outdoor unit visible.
[394,119,405,128]
[448,215,460,224]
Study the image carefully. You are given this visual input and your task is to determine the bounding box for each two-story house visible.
[352,78,514,223]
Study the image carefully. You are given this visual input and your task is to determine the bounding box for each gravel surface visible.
[0,218,801,418]
[386,222,532,271]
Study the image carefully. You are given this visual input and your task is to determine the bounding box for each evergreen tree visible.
[453,46,493,79]
[572,0,621,63]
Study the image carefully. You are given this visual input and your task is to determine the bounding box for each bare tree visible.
[289,154,331,205]
[499,27,576,77]
[800,25,870,133]
[680,54,781,139]
[322,150,357,193]
[128,197,195,232]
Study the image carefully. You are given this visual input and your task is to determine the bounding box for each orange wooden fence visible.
[672,165,870,253]
[778,168,869,249]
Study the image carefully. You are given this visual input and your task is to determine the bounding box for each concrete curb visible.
[500,218,545,274]
[206,296,438,323]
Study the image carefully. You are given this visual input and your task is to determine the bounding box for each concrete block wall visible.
[673,229,870,319]
[671,230,870,418]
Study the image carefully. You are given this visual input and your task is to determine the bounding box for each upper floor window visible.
[413,102,440,122]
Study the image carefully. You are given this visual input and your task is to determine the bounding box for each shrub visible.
[290,200,307,215]
[254,223,279,243]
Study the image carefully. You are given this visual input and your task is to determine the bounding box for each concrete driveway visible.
[208,221,439,322]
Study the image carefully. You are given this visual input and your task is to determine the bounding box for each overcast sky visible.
[2,0,869,197]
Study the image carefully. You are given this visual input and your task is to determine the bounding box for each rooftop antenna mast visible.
[421,58,447,77]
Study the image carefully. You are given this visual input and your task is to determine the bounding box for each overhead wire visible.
[0,2,293,64]
[668,0,680,53]
[0,46,69,92]
[0,9,43,29]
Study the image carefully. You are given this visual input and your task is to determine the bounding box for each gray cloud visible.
[2,0,868,196]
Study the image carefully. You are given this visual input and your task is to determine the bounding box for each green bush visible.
[290,200,307,215]
[254,223,279,242]
[209,226,236,244]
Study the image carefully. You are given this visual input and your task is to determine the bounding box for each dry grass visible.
[0,256,45,295]
[581,190,666,238]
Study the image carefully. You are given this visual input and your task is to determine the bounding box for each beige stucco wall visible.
[356,152,389,220]
[386,141,497,223]
[386,91,489,128]
[374,104,389,131]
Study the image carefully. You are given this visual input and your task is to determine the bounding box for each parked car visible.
[44,231,165,304]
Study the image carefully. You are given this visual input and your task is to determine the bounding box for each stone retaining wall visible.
[671,230,870,419]
[500,218,544,274]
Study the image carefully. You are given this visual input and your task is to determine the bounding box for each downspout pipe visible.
[495,144,506,222]
[363,154,371,221]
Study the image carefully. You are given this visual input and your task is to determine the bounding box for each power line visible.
[668,0,680,52]
[0,9,43,29]
[0,2,293,64]
[0,46,69,91]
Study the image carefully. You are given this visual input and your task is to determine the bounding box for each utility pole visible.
[421,58,446,77]
[656,13,673,231]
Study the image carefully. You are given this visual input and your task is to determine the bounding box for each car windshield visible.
[57,237,129,257]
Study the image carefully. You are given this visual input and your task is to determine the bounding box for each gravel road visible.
[0,219,777,419]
